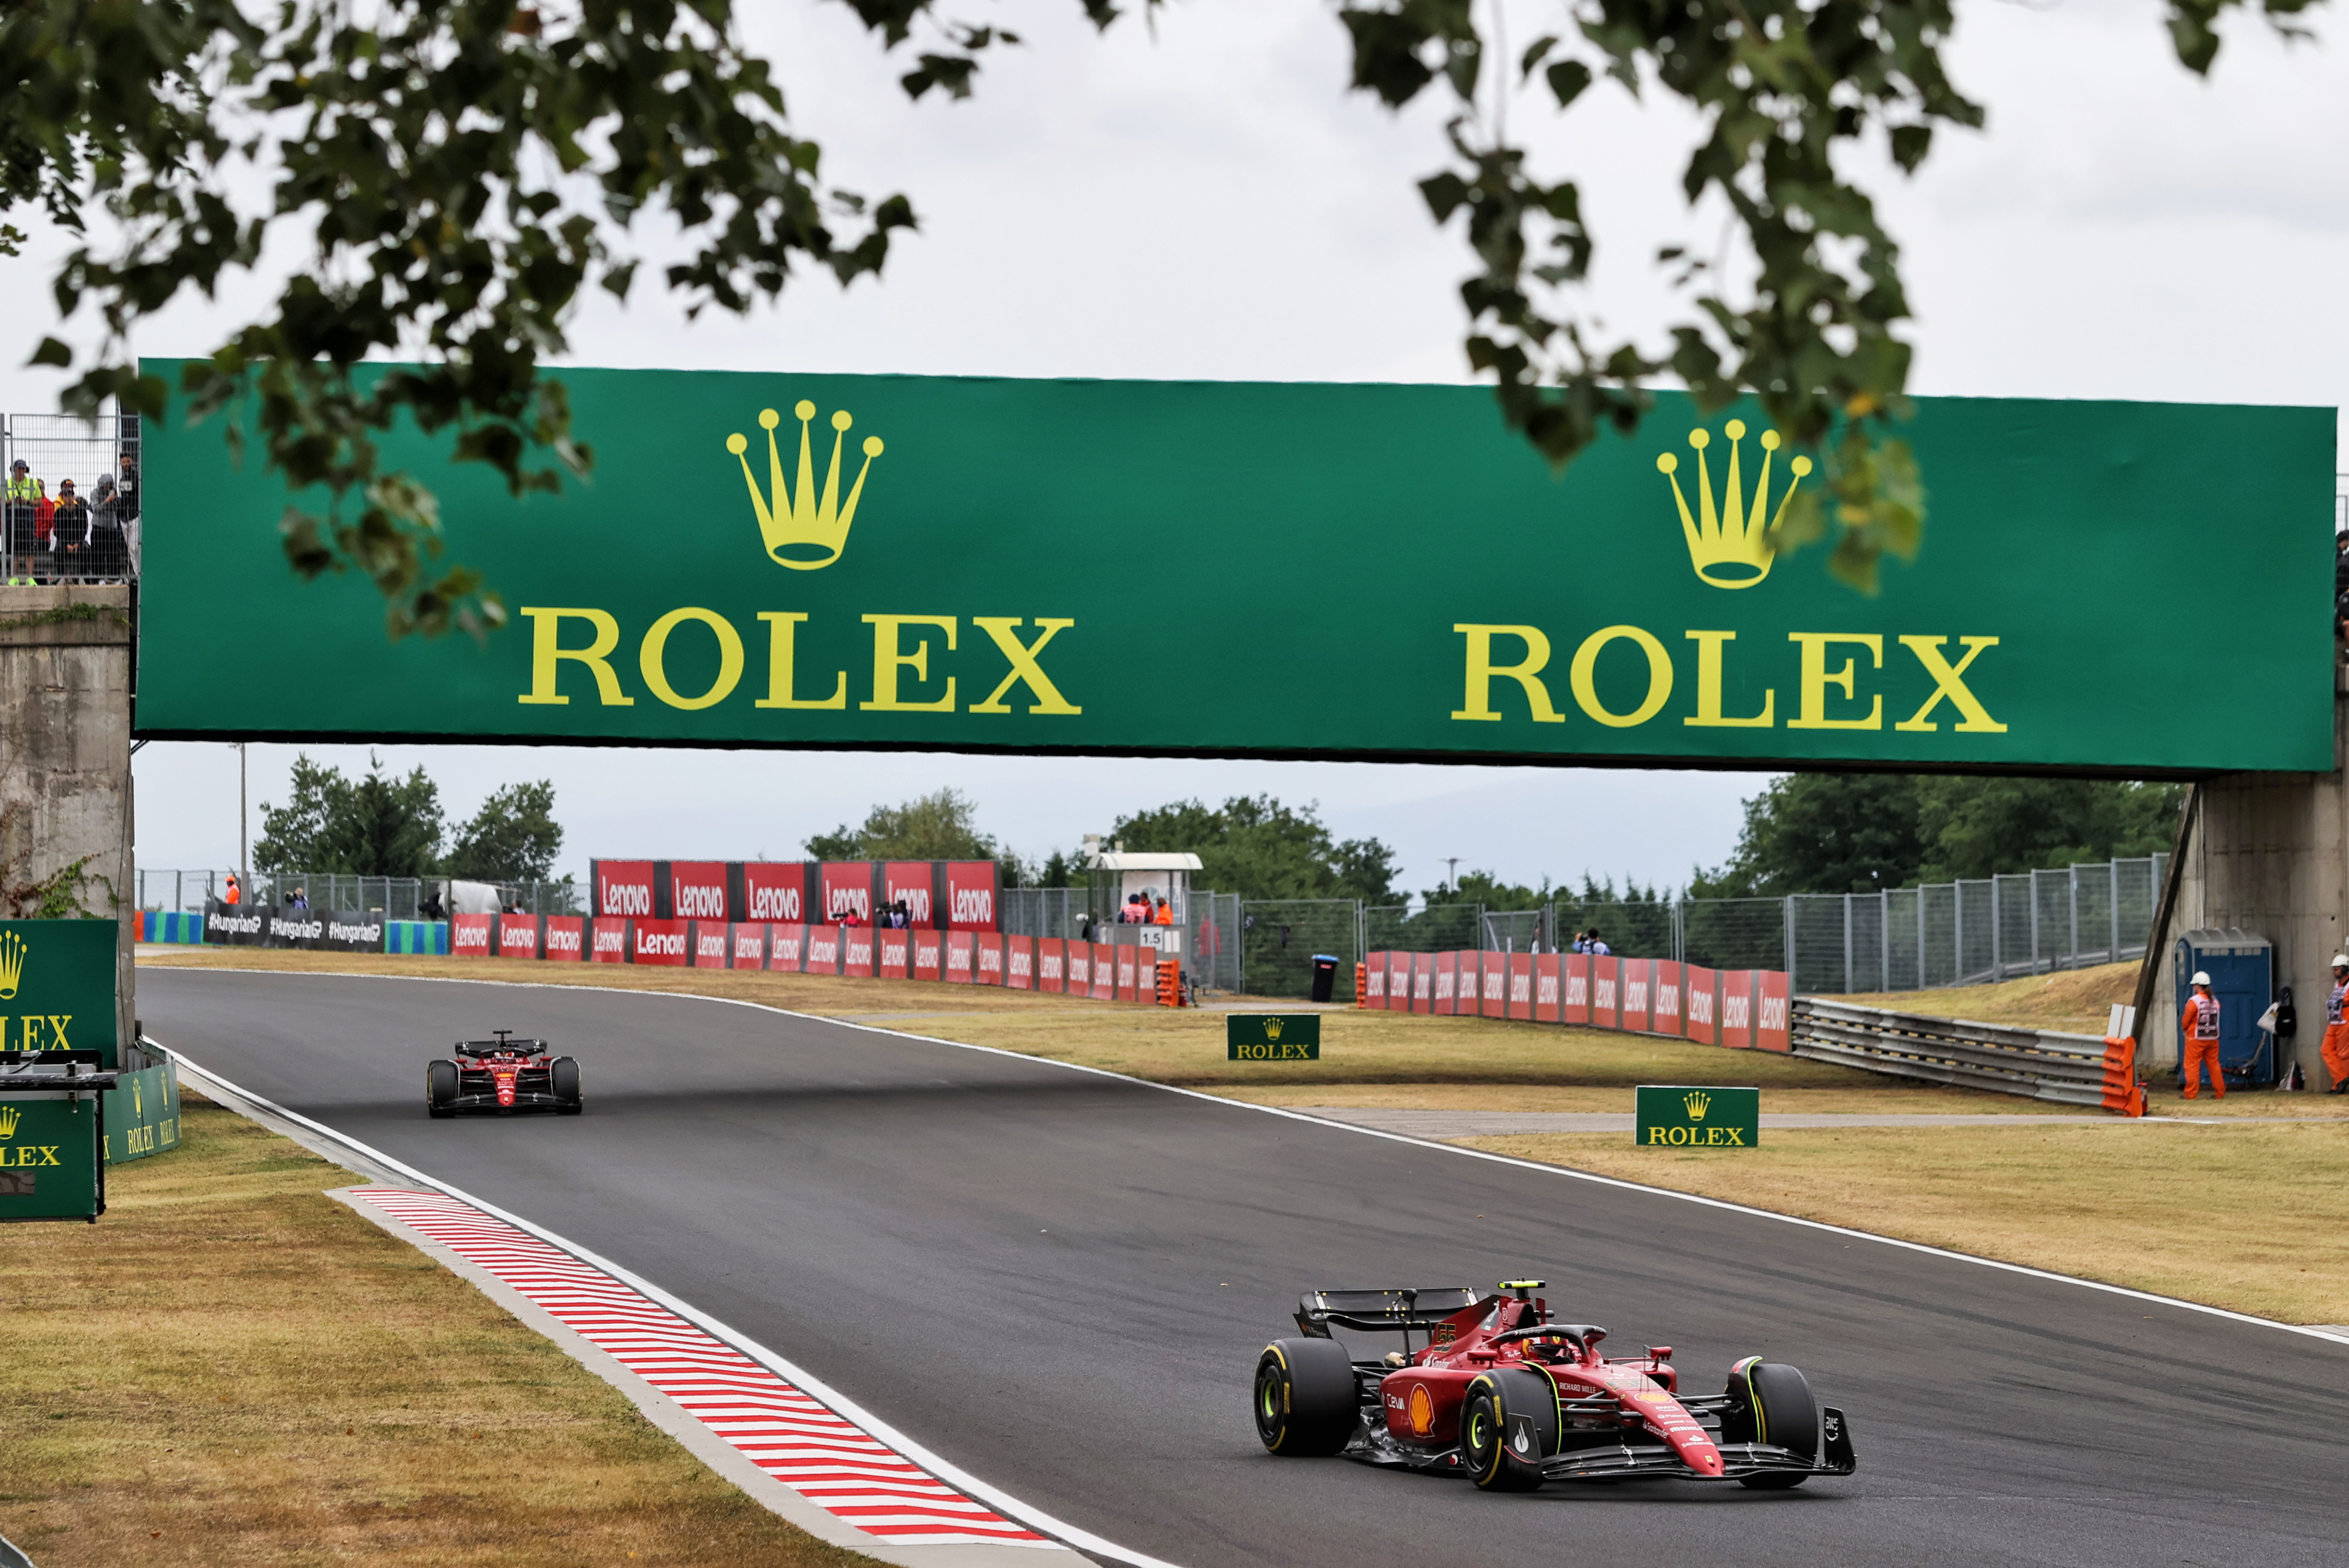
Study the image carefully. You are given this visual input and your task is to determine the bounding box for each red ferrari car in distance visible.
[1254,1281,1854,1491]
[426,1031,583,1118]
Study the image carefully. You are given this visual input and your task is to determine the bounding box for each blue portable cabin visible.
[2173,928,2274,1086]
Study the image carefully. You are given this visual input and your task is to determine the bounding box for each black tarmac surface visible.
[145,968,2349,1568]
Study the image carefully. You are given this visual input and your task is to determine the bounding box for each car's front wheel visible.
[1462,1369,1551,1491]
[551,1055,583,1114]
[426,1059,458,1119]
[1253,1338,1357,1456]
[1722,1357,1818,1489]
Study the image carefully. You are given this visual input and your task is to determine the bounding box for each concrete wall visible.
[2150,659,2349,1081]
[0,584,135,1047]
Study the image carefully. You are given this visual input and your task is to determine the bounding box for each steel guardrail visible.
[1788,998,2110,1106]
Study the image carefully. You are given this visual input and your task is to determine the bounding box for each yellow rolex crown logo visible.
[1263,1017,1285,1041]
[0,931,22,1001]
[1683,1090,1711,1120]
[1657,420,1811,590]
[727,400,884,571]
[0,1105,19,1139]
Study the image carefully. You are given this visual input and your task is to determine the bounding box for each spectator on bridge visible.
[4,459,34,579]
[2180,971,2224,1100]
[2324,955,2349,1095]
[87,477,128,581]
[287,886,309,909]
[223,873,242,906]
[49,480,89,579]
[116,449,139,526]
[30,479,55,578]
[1584,928,1612,956]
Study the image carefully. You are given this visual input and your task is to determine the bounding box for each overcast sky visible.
[5,0,2342,899]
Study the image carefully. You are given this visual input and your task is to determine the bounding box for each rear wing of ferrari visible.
[1295,1287,1486,1337]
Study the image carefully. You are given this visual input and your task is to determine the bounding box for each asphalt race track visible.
[146,968,2349,1568]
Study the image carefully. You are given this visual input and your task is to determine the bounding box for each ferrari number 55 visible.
[425,1031,584,1118]
[1254,1281,1855,1491]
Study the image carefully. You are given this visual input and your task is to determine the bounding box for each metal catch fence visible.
[137,868,582,919]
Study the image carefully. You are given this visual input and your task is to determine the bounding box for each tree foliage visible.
[5,0,2317,628]
[1113,795,1397,902]
[1692,774,2188,896]
[254,752,446,878]
[254,753,566,880]
[805,786,998,862]
[444,779,564,882]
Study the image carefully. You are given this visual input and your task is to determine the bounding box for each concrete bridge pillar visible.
[2148,661,2349,1081]
[0,584,136,1048]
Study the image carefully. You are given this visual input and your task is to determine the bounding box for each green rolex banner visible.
[0,1093,104,1221]
[103,1061,182,1164]
[0,921,121,1068]
[1228,1014,1322,1061]
[135,367,2335,775]
[1635,1085,1761,1147]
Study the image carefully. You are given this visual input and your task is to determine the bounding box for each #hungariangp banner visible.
[134,366,2336,773]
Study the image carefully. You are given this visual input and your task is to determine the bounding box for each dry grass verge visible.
[138,948,2075,1117]
[1827,960,2139,1037]
[0,1100,877,1568]
[1466,1123,2349,1325]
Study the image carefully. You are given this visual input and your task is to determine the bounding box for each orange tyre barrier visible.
[1156,959,1183,1008]
[2101,1035,2146,1118]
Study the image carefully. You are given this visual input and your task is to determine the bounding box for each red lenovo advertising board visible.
[945,930,973,982]
[1365,955,1386,1005]
[497,915,540,959]
[1007,936,1033,990]
[1508,952,1533,1020]
[805,925,841,975]
[1064,941,1089,992]
[1480,952,1506,1019]
[944,861,998,930]
[693,924,729,969]
[1683,965,1717,1044]
[820,862,876,924]
[1390,952,1412,1012]
[1758,970,1791,1052]
[743,862,810,923]
[1720,971,1755,1048]
[878,929,910,978]
[843,926,875,978]
[1591,955,1620,1029]
[1651,960,1684,1037]
[1534,953,1561,1022]
[732,924,767,968]
[1413,951,1434,1013]
[1037,937,1064,993]
[1115,946,1139,1002]
[594,859,655,917]
[769,923,806,971]
[453,913,494,957]
[544,916,585,961]
[1091,943,1116,1001]
[1563,953,1589,1024]
[912,928,943,980]
[633,917,689,966]
[591,918,628,963]
[1619,957,1651,1033]
[670,861,731,922]
[1432,953,1457,1015]
[883,862,936,927]
[974,935,1003,985]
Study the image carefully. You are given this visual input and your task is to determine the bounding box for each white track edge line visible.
[158,1038,1181,1568]
[150,963,2349,1348]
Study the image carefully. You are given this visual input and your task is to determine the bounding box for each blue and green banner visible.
[136,367,2335,774]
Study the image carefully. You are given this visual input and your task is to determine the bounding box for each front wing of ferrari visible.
[1540,1405,1857,1484]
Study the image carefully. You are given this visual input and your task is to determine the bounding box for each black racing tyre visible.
[1253,1338,1358,1456]
[1463,1367,1554,1492]
[426,1059,458,1118]
[1722,1357,1818,1489]
[551,1055,583,1114]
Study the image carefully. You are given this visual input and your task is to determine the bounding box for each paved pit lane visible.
[146,968,2349,1568]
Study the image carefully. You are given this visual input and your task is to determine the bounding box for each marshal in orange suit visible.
[2180,972,2224,1100]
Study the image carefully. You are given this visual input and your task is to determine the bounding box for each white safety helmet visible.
[2191,970,2212,987]
[2332,955,2349,970]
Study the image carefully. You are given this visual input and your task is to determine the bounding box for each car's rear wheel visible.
[1722,1357,1818,1489]
[1253,1338,1357,1456]
[551,1055,584,1114]
[426,1059,458,1119]
[1462,1369,1551,1491]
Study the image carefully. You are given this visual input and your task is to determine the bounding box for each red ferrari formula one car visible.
[1254,1281,1854,1491]
[425,1031,583,1118]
